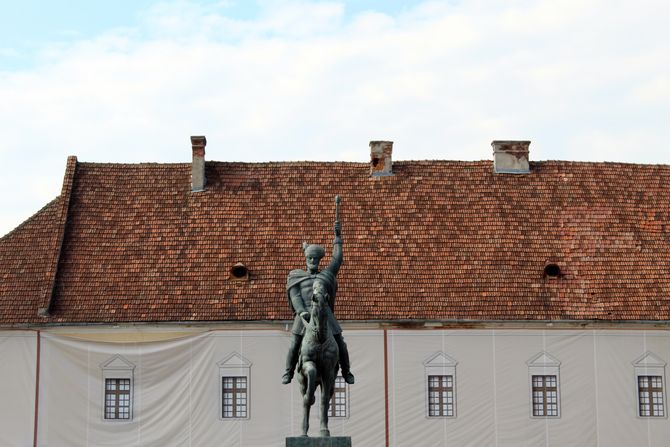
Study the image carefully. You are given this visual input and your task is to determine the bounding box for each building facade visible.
[1,138,669,446]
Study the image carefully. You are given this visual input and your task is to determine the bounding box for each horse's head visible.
[308,279,330,338]
[312,280,329,308]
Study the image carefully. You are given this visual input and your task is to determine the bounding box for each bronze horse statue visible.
[297,279,340,437]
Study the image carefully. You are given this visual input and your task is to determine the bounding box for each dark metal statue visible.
[282,195,355,389]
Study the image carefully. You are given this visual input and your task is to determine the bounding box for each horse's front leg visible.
[319,376,333,437]
[302,362,317,437]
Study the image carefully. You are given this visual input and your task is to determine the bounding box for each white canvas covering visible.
[387,329,670,447]
[34,329,385,447]
[0,331,37,447]
[1,328,669,446]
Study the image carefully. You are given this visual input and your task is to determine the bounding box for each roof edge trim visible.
[5,318,670,331]
[37,155,78,317]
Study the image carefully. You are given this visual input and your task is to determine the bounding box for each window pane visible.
[638,375,664,417]
[104,378,131,420]
[222,377,248,418]
[531,375,558,417]
[428,375,454,417]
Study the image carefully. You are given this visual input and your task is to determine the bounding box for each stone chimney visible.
[370,141,393,176]
[492,140,530,174]
[191,136,207,192]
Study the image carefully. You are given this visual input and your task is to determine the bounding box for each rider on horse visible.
[282,206,355,386]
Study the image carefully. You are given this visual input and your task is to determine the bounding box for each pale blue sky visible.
[1,0,669,236]
[1,0,423,69]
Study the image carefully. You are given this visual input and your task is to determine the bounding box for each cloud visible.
[139,0,345,39]
[632,76,670,104]
[565,130,670,165]
[0,47,19,57]
[1,0,670,235]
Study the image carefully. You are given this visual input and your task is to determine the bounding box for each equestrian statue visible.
[283,195,354,437]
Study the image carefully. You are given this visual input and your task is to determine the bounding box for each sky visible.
[1,0,669,236]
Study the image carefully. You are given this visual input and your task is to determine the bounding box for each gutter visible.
[3,318,670,332]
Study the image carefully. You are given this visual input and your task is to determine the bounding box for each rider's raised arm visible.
[325,221,343,275]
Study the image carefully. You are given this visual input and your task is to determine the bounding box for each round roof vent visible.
[544,263,561,278]
[230,262,249,280]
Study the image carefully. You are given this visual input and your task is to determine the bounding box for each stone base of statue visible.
[285,436,352,447]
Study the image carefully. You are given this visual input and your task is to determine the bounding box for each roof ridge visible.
[37,156,77,317]
[76,161,190,167]
[73,159,670,168]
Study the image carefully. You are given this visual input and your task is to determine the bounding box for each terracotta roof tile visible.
[0,199,63,324]
[3,158,670,324]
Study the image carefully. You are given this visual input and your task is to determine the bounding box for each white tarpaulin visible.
[387,329,670,447]
[35,329,384,447]
[1,328,669,446]
[0,331,36,447]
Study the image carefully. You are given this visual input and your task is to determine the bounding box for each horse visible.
[296,279,340,437]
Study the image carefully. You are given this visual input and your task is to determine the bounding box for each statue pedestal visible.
[285,436,352,447]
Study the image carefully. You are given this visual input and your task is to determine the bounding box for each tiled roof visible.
[0,199,63,324]
[2,158,670,325]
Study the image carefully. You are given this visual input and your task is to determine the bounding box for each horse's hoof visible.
[320,429,330,437]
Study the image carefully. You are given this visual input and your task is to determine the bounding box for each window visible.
[328,375,348,418]
[100,355,135,422]
[428,375,454,417]
[638,376,664,417]
[218,353,252,420]
[532,375,559,417]
[527,352,561,418]
[222,377,248,418]
[633,352,667,418]
[105,378,131,419]
[424,352,458,418]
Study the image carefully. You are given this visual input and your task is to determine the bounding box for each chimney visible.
[370,141,393,176]
[191,136,207,192]
[492,140,530,174]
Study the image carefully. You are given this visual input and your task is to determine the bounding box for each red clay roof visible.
[2,158,670,325]
[0,199,63,324]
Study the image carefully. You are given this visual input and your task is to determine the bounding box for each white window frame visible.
[217,352,252,420]
[527,351,561,418]
[423,351,458,418]
[632,351,667,419]
[100,354,135,422]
